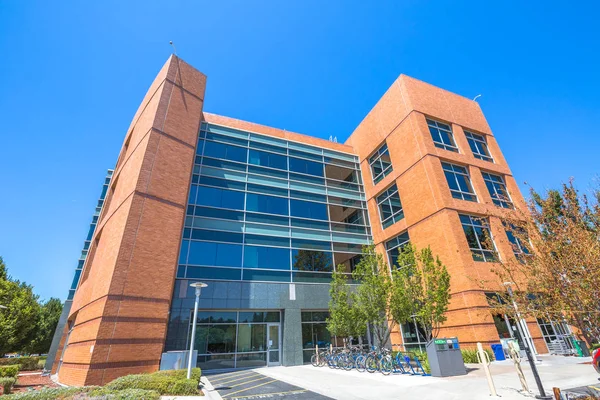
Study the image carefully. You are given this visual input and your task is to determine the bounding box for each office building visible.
[52,56,549,386]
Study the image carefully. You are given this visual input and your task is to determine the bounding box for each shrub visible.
[411,350,431,374]
[87,388,161,400]
[155,368,201,381]
[3,386,94,399]
[0,357,41,371]
[0,377,16,394]
[461,348,494,363]
[105,369,200,396]
[0,365,20,378]
[590,343,600,352]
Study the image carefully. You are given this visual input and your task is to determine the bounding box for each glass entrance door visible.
[267,324,280,366]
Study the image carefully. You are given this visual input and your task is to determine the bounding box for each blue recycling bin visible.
[491,344,505,361]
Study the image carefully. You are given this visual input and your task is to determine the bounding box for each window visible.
[187,241,243,267]
[301,311,333,363]
[465,131,493,162]
[292,249,333,272]
[376,184,404,229]
[243,246,290,270]
[385,231,410,268]
[442,162,477,202]
[482,172,512,208]
[290,199,328,220]
[504,225,531,260]
[196,186,245,210]
[369,143,393,184]
[248,149,287,170]
[427,119,458,152]
[289,157,324,177]
[246,193,288,216]
[460,215,498,262]
[203,141,248,163]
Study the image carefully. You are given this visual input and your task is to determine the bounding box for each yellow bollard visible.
[508,341,530,394]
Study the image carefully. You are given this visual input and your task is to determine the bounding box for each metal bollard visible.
[477,342,499,397]
[316,344,319,364]
[508,341,530,394]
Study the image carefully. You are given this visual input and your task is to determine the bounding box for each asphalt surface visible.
[207,370,333,400]
[563,382,600,398]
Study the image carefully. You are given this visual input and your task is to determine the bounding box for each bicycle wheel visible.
[365,355,378,373]
[355,355,366,372]
[380,355,393,375]
[319,352,327,367]
[311,353,319,367]
[343,355,354,371]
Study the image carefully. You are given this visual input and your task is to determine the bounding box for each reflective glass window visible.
[460,214,498,262]
[248,149,288,170]
[289,157,324,177]
[292,249,333,272]
[482,172,512,208]
[246,193,289,216]
[203,141,248,163]
[465,131,493,162]
[385,231,410,268]
[427,118,458,152]
[242,269,290,282]
[290,199,328,220]
[196,186,245,210]
[442,162,477,202]
[376,184,404,229]
[369,143,393,184]
[243,246,291,270]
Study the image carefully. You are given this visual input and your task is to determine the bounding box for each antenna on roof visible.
[473,94,482,102]
[169,41,178,56]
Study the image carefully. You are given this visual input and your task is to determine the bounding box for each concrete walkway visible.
[250,355,598,400]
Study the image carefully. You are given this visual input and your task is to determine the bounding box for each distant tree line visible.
[0,257,63,356]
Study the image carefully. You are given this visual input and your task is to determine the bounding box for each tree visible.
[392,245,451,342]
[489,181,600,345]
[26,298,63,354]
[327,270,366,341]
[0,271,40,355]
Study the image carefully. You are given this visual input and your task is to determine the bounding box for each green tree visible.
[392,245,451,341]
[26,298,63,354]
[327,270,366,341]
[0,258,40,355]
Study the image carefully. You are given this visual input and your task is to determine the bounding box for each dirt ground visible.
[13,372,59,393]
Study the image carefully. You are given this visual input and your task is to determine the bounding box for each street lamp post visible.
[503,282,551,399]
[187,282,207,380]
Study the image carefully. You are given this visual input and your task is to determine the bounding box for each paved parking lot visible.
[563,383,600,398]
[206,370,333,399]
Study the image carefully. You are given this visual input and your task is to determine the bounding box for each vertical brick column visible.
[54,56,206,386]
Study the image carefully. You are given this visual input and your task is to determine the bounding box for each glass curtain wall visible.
[177,123,372,284]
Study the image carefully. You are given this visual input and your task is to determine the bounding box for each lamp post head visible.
[502,282,515,296]
[190,282,207,296]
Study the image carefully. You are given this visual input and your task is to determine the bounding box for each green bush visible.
[0,357,41,371]
[0,377,16,394]
[590,343,600,351]
[105,369,200,396]
[411,350,431,374]
[87,388,160,400]
[461,348,494,363]
[0,365,20,378]
[155,368,201,381]
[3,387,94,399]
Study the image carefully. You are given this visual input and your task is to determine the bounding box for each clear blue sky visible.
[1,1,598,300]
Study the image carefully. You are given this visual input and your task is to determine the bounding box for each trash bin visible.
[491,344,505,361]
[577,341,591,357]
[426,337,467,377]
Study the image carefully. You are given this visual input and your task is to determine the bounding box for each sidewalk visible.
[252,355,597,400]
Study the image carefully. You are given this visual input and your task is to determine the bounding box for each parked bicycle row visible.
[310,344,429,376]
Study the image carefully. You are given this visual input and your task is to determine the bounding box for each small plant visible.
[0,377,16,394]
[87,388,161,400]
[3,386,92,399]
[0,357,41,371]
[461,348,494,363]
[0,365,20,378]
[105,368,201,396]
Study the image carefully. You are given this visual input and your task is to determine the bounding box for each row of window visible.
[373,161,512,234]
[427,118,494,161]
[368,117,494,187]
[384,215,529,267]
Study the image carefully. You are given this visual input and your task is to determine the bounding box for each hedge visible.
[86,388,160,400]
[3,387,161,400]
[105,368,201,396]
[3,387,91,400]
[0,357,41,371]
[0,377,16,394]
[0,365,20,378]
